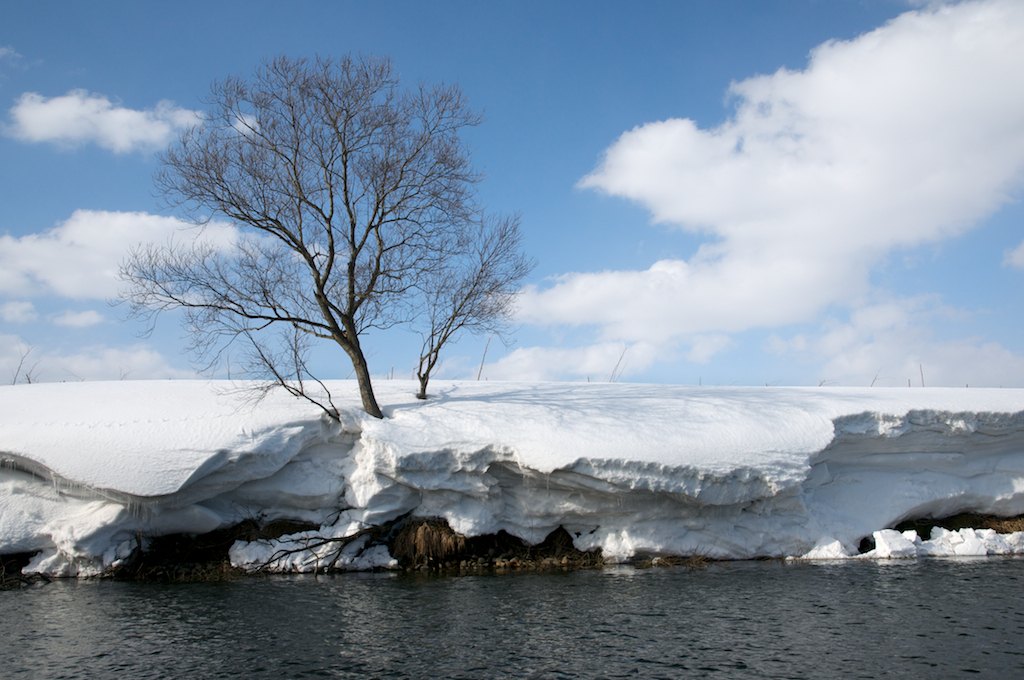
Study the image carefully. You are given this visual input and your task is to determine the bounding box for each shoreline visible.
[4,511,1024,589]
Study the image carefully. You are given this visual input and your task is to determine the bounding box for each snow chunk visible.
[865,529,918,558]
[799,538,849,559]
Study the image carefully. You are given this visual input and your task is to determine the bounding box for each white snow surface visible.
[3,380,1024,575]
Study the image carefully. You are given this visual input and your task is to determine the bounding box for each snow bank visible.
[801,527,1024,560]
[3,380,1024,575]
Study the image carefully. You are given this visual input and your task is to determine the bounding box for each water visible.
[3,558,1024,679]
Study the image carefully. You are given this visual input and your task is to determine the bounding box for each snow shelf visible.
[3,380,1024,575]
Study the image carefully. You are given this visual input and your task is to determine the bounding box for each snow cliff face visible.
[2,381,1024,575]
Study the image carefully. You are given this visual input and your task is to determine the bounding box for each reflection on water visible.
[3,558,1024,678]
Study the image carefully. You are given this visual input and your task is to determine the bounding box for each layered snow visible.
[2,380,1024,576]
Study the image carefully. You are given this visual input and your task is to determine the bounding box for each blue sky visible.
[2,0,1023,388]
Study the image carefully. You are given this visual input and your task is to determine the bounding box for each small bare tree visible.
[9,343,42,385]
[120,55,493,418]
[413,214,534,399]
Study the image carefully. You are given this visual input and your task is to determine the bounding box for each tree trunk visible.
[335,315,383,418]
[339,330,383,418]
[417,373,429,400]
[351,351,383,418]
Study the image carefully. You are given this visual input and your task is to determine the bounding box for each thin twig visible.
[477,336,491,381]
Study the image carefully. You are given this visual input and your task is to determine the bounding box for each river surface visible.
[3,557,1024,679]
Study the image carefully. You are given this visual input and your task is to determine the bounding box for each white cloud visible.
[519,256,854,341]
[42,344,196,381]
[0,334,39,384]
[0,334,196,383]
[1005,239,1024,268]
[1,301,36,323]
[525,0,1024,351]
[686,334,733,364]
[0,209,238,299]
[0,46,24,81]
[768,297,1024,387]
[53,310,104,327]
[4,89,200,153]
[483,341,658,382]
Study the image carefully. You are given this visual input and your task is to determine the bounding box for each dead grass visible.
[390,519,604,573]
[985,516,1024,533]
[391,518,468,569]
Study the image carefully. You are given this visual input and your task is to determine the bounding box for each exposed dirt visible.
[5,512,1023,584]
[1,552,45,590]
[391,519,604,573]
[103,518,319,582]
[895,512,1024,536]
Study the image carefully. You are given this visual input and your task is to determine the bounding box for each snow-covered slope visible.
[3,380,1024,575]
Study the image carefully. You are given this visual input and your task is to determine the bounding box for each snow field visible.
[3,380,1024,575]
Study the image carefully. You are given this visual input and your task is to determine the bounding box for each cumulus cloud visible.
[53,310,104,327]
[525,0,1024,350]
[0,210,238,299]
[4,89,200,153]
[1,301,36,323]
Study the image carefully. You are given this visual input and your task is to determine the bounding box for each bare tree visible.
[413,214,534,399]
[9,342,42,385]
[120,55,491,418]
